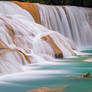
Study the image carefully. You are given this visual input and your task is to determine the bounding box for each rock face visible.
[26,85,68,92]
[13,1,41,24]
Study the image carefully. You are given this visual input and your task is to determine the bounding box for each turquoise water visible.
[0,50,92,92]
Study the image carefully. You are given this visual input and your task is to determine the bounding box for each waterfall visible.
[37,4,92,49]
[0,2,76,75]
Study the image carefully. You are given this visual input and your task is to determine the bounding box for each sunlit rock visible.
[13,1,41,24]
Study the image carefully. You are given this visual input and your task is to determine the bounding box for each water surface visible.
[0,49,92,92]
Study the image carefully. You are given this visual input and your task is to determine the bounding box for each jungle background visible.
[1,0,92,7]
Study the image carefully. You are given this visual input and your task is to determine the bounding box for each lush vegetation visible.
[20,0,92,7]
[6,0,92,7]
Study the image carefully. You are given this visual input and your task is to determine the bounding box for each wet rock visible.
[55,53,63,59]
[74,72,92,79]
[26,85,68,92]
[42,35,63,58]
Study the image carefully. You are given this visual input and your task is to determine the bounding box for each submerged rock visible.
[84,58,92,62]
[26,85,68,92]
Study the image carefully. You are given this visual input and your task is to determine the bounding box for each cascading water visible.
[37,4,92,49]
[0,2,35,22]
[0,2,92,92]
[0,2,76,75]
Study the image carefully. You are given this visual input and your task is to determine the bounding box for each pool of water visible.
[0,49,92,92]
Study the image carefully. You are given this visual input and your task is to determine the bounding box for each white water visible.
[0,1,35,22]
[0,2,76,75]
[38,4,92,49]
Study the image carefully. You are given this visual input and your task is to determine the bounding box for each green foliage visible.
[21,0,47,4]
[83,0,92,7]
[21,0,62,4]
[20,0,92,7]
